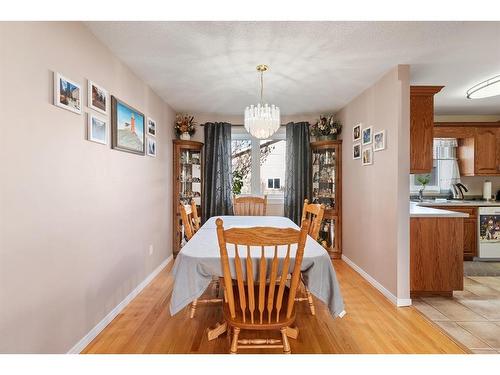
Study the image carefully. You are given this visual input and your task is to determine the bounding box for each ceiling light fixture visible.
[466,75,500,99]
[244,64,280,139]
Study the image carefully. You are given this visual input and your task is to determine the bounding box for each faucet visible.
[452,183,468,200]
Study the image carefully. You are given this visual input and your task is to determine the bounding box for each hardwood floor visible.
[82,260,467,354]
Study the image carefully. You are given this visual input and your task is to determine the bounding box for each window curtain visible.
[434,138,461,192]
[202,122,233,223]
[284,122,311,225]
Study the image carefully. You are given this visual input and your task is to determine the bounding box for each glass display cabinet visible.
[173,140,203,256]
[311,140,342,258]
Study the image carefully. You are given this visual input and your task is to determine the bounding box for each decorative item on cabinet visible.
[310,140,342,258]
[410,85,444,173]
[173,140,203,256]
[311,115,342,141]
[175,114,196,141]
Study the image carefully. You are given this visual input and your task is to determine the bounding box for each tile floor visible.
[414,276,500,354]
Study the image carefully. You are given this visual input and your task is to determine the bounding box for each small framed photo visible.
[147,137,156,157]
[88,80,108,114]
[87,114,107,145]
[111,96,145,155]
[362,147,373,166]
[54,72,81,114]
[353,143,361,159]
[373,130,386,151]
[362,126,373,145]
[353,123,361,142]
[147,118,157,137]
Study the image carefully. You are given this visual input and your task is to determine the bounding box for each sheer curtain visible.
[284,122,311,224]
[202,122,233,223]
[434,138,461,192]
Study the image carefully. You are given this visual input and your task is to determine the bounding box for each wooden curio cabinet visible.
[311,140,342,259]
[172,140,203,256]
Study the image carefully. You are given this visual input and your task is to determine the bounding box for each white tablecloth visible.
[169,216,345,318]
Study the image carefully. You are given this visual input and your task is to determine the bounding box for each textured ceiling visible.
[85,21,500,115]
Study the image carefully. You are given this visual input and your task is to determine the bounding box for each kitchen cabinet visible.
[410,86,444,173]
[434,123,500,176]
[432,205,477,260]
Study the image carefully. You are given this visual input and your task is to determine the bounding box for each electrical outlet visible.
[149,245,154,256]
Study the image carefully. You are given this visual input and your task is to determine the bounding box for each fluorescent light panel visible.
[467,75,500,99]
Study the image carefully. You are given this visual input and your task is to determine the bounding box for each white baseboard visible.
[67,255,173,354]
[341,255,411,307]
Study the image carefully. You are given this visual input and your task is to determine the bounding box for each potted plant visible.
[416,174,431,202]
[175,114,196,140]
[311,115,342,140]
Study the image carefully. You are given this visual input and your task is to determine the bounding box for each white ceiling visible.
[85,21,500,116]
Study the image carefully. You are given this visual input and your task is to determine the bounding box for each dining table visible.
[170,215,346,319]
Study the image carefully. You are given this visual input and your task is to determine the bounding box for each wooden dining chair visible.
[215,217,309,354]
[179,201,221,318]
[233,195,267,216]
[295,199,326,316]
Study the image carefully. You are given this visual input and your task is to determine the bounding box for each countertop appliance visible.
[496,189,500,201]
[478,206,500,260]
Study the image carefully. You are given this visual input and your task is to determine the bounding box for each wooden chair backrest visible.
[179,200,199,241]
[215,218,309,324]
[233,195,267,216]
[301,199,325,240]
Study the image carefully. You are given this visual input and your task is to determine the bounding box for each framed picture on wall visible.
[53,72,81,114]
[111,96,145,155]
[373,130,386,151]
[147,137,157,157]
[362,126,373,145]
[362,146,373,166]
[87,114,107,145]
[88,80,108,114]
[353,123,361,142]
[353,143,361,159]
[147,118,157,137]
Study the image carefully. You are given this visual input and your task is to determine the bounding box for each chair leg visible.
[306,288,316,316]
[230,327,240,354]
[189,298,198,319]
[281,327,291,354]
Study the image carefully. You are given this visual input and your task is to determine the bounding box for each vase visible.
[180,132,191,141]
[317,135,337,141]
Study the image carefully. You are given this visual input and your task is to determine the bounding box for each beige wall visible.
[0,22,176,353]
[336,65,410,303]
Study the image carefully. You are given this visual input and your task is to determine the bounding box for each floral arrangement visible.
[310,115,342,138]
[175,114,196,136]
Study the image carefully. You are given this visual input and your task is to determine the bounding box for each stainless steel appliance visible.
[478,206,500,260]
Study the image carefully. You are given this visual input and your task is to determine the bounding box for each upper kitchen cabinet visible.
[434,123,500,176]
[410,86,444,173]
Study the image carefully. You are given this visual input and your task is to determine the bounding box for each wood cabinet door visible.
[475,128,499,175]
[410,95,434,173]
[463,218,477,260]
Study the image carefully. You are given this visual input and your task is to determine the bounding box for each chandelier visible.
[244,64,281,139]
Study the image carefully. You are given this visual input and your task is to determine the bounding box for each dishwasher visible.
[478,206,500,260]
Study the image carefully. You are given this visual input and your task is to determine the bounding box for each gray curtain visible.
[202,122,233,223]
[284,122,311,224]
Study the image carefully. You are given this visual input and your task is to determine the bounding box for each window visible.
[231,126,286,198]
[410,138,460,194]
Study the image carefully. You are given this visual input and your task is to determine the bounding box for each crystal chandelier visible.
[244,64,280,139]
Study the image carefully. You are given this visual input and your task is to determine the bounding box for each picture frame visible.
[373,130,386,152]
[88,80,108,115]
[353,123,361,142]
[53,72,81,114]
[87,114,107,145]
[111,96,145,155]
[147,117,157,137]
[362,146,373,166]
[362,126,373,145]
[353,143,361,159]
[147,137,157,157]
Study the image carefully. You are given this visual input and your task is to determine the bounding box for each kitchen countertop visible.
[410,202,469,218]
[414,199,500,207]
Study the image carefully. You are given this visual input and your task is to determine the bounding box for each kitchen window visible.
[410,138,460,194]
[231,126,286,198]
